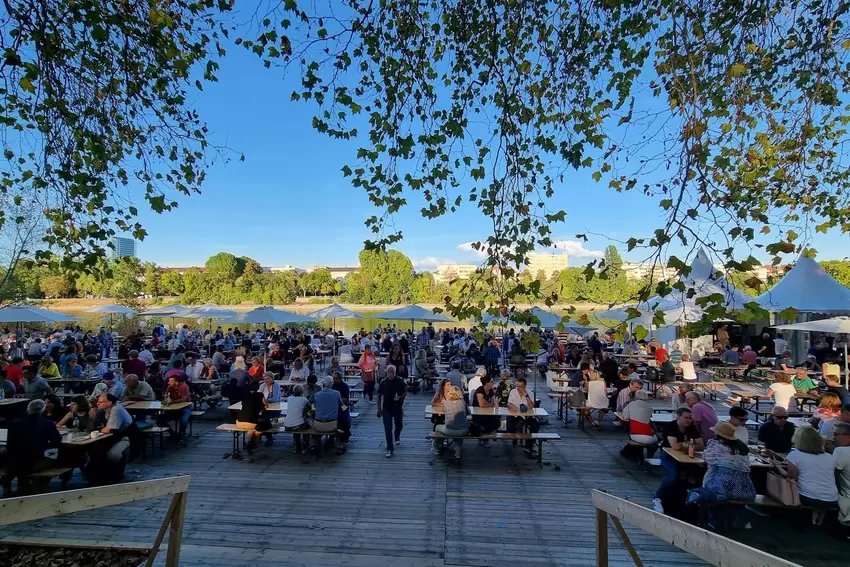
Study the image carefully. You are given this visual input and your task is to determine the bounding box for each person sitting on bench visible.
[471,374,501,447]
[236,381,267,453]
[507,377,539,459]
[283,384,310,454]
[758,406,796,453]
[619,390,654,445]
[434,386,469,460]
[1,399,61,495]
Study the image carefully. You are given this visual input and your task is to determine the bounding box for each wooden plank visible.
[591,490,803,567]
[0,475,191,526]
[166,491,187,567]
[596,508,608,567]
[610,516,644,567]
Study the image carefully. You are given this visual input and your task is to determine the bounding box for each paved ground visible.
[0,380,847,566]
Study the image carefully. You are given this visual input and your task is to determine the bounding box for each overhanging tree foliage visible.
[3,0,849,328]
[235,0,850,325]
[0,0,238,279]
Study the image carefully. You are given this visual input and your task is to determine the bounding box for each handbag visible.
[255,418,273,432]
[765,471,800,506]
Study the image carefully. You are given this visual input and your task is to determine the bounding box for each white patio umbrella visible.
[373,305,454,330]
[139,304,192,317]
[182,304,236,319]
[482,307,596,334]
[0,304,80,324]
[214,306,316,326]
[306,303,364,333]
[774,317,850,387]
[85,304,137,315]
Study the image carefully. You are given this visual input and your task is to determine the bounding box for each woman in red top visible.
[248,356,265,380]
[358,344,378,403]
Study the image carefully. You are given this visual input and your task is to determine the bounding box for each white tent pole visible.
[845,341,848,390]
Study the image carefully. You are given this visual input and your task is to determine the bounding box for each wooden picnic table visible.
[124,401,192,412]
[228,401,287,412]
[650,413,758,427]
[57,429,114,446]
[0,398,29,407]
[662,447,772,467]
[424,404,547,418]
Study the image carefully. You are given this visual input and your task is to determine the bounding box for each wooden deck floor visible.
[0,386,844,566]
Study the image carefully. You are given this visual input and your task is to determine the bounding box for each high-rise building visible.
[526,252,568,279]
[111,236,137,259]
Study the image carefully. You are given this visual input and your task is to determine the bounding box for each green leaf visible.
[728,63,746,78]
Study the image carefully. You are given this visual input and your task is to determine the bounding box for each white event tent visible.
[592,249,753,345]
[754,255,850,314]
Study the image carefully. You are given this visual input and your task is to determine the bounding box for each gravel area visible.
[0,545,147,567]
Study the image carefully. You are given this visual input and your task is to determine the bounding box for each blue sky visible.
[132,39,847,270]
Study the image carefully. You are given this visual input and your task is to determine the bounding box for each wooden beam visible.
[145,492,181,567]
[591,490,803,567]
[0,475,191,526]
[596,508,608,567]
[610,516,644,567]
[165,491,187,567]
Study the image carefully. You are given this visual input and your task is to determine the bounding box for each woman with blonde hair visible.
[812,391,842,425]
[434,386,469,459]
[767,372,797,411]
[780,427,838,524]
[584,370,609,427]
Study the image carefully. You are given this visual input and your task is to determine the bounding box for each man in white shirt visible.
[506,376,539,457]
[184,352,205,382]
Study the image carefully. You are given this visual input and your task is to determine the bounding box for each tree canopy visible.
[2,0,850,326]
[238,0,850,323]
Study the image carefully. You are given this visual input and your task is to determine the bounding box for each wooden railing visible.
[0,475,190,567]
[591,490,802,567]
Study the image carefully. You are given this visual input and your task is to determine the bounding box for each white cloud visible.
[552,240,604,258]
[457,242,487,258]
[413,256,455,270]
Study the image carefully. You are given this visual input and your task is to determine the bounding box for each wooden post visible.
[144,494,180,567]
[165,492,187,567]
[610,516,644,567]
[596,507,608,567]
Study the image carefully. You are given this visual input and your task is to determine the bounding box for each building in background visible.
[526,252,568,279]
[266,265,306,275]
[111,236,137,259]
[434,264,478,283]
[306,266,359,281]
[620,262,679,281]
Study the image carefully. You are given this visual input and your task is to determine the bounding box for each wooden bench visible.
[626,439,659,464]
[0,466,73,492]
[696,494,836,528]
[670,381,725,401]
[141,426,170,458]
[427,431,560,467]
[216,424,342,457]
